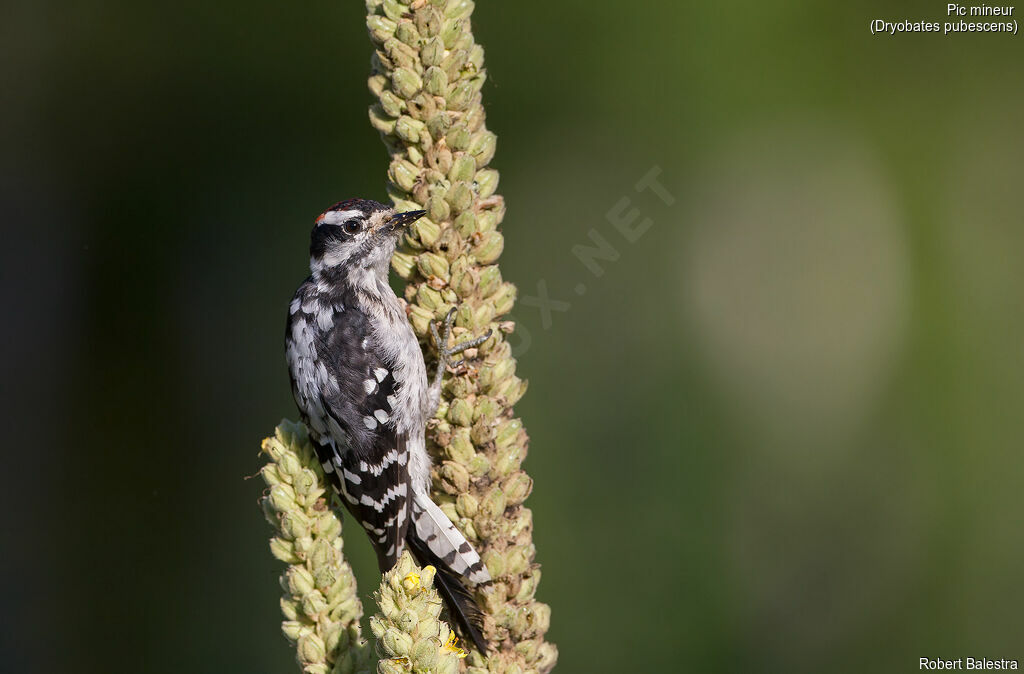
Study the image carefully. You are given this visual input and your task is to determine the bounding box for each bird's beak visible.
[385,209,426,232]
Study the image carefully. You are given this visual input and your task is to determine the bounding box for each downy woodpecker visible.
[285,199,492,652]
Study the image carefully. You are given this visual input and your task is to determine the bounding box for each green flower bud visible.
[446,427,475,462]
[287,565,317,597]
[416,284,443,312]
[426,112,451,139]
[448,153,476,183]
[416,251,449,280]
[314,565,338,592]
[396,608,418,632]
[381,627,414,657]
[406,144,423,165]
[280,597,299,621]
[391,67,422,99]
[377,659,406,674]
[447,123,471,151]
[491,438,521,479]
[447,398,473,427]
[367,15,397,44]
[302,590,329,618]
[426,194,450,223]
[292,535,314,559]
[437,656,460,674]
[476,265,501,298]
[514,637,540,661]
[472,231,503,264]
[269,537,300,563]
[369,105,397,134]
[381,0,404,22]
[475,207,499,233]
[408,303,434,336]
[467,44,485,72]
[467,452,491,477]
[388,158,419,192]
[369,615,388,639]
[444,181,473,213]
[423,65,449,96]
[451,210,476,237]
[441,49,467,80]
[411,217,441,249]
[309,536,335,568]
[528,602,551,635]
[481,486,507,521]
[474,167,499,198]
[297,632,327,664]
[453,265,477,298]
[280,511,312,540]
[452,22,475,47]
[514,573,538,603]
[395,20,420,48]
[447,80,475,111]
[269,484,297,512]
[492,281,516,315]
[440,460,471,493]
[415,5,443,37]
[472,395,499,424]
[503,472,533,506]
[482,549,505,579]
[384,38,417,71]
[380,89,405,118]
[394,115,426,143]
[433,284,455,306]
[391,250,416,279]
[440,18,464,48]
[484,357,514,393]
[446,0,475,19]
[279,453,301,480]
[322,622,344,654]
[281,620,308,642]
[421,36,445,66]
[471,302,493,331]
[456,493,479,518]
[497,375,528,406]
[293,467,318,498]
[469,131,496,167]
[368,73,389,97]
[260,463,283,488]
[412,638,439,669]
[438,500,459,522]
[536,642,559,672]
[494,418,521,448]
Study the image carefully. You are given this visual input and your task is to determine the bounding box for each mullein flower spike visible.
[364,0,557,671]
[371,552,466,674]
[260,421,373,674]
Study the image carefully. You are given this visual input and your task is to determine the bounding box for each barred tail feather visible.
[410,491,490,584]
[405,532,489,654]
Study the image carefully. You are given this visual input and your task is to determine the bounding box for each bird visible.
[285,198,492,652]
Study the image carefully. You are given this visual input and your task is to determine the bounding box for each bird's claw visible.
[432,307,492,372]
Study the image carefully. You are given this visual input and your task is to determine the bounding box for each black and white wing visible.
[287,288,411,569]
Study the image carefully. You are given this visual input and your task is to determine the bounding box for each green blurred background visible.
[3,0,1022,672]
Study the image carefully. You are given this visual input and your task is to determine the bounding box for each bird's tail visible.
[406,491,490,654]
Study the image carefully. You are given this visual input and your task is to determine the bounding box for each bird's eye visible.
[342,219,361,235]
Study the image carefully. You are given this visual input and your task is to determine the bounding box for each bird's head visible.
[309,199,425,278]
